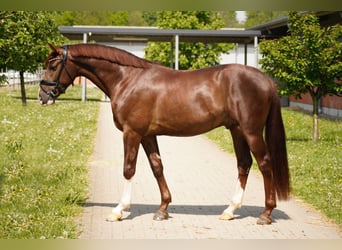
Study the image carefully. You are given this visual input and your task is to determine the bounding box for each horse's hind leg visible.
[141,135,172,220]
[245,132,276,225]
[220,127,252,220]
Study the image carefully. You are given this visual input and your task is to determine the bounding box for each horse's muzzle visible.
[38,87,55,105]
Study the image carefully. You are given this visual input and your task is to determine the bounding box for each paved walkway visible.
[78,102,341,239]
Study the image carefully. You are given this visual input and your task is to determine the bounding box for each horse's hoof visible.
[256,214,272,225]
[219,212,234,220]
[153,210,169,221]
[106,212,122,222]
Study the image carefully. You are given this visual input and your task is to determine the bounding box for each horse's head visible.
[39,44,74,105]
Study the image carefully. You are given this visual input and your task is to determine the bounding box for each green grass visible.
[0,84,103,238]
[206,108,342,226]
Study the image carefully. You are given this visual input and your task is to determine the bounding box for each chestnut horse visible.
[39,43,290,225]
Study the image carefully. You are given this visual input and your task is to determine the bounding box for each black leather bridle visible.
[40,46,73,98]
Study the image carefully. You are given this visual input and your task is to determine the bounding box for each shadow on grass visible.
[11,96,103,103]
[286,136,340,142]
[286,137,312,142]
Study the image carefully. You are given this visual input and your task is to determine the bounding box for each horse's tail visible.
[265,90,290,200]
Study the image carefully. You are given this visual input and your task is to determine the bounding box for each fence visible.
[0,68,43,87]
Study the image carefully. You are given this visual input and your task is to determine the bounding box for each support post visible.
[174,34,179,70]
[235,43,239,64]
[254,36,258,68]
[170,41,174,68]
[82,33,87,102]
[244,43,247,65]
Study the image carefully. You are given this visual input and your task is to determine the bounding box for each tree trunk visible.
[312,95,319,141]
[19,71,27,107]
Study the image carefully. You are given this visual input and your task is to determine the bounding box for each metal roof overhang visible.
[247,11,342,39]
[59,26,261,44]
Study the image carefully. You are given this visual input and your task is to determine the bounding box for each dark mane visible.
[68,43,153,69]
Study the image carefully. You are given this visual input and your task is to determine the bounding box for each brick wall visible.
[289,93,342,117]
[321,95,342,109]
[289,93,342,109]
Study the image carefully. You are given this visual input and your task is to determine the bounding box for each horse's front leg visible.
[141,135,172,220]
[106,129,141,222]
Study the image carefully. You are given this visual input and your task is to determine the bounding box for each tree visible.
[142,11,158,26]
[259,12,342,141]
[245,11,289,28]
[144,11,234,70]
[54,11,121,26]
[218,11,241,28]
[54,11,150,26]
[0,11,65,106]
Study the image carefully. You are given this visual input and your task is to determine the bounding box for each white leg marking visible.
[220,178,245,220]
[107,178,132,221]
[120,177,133,207]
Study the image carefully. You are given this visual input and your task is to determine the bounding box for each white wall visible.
[220,43,259,68]
[106,42,260,68]
[102,42,146,58]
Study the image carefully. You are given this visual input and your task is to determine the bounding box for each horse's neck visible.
[75,58,123,98]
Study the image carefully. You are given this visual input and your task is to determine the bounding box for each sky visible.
[236,11,247,23]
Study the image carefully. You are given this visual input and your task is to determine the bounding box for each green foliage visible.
[0,11,65,106]
[0,11,65,73]
[0,85,102,238]
[259,12,342,99]
[219,11,242,28]
[244,11,289,28]
[206,108,342,226]
[144,11,234,70]
[54,11,153,26]
[0,74,7,85]
[142,11,158,26]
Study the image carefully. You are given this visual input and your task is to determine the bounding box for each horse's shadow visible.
[83,202,290,222]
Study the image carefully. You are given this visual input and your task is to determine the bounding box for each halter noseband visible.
[40,46,73,98]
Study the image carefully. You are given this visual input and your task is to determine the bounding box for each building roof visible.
[247,11,342,39]
[59,26,261,44]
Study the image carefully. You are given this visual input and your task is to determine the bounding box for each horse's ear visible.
[48,43,60,52]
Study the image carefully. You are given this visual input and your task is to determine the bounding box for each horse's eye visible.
[47,58,59,71]
[49,65,57,71]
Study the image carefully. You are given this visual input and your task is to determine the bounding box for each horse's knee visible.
[123,166,136,180]
[238,151,252,168]
[238,159,252,176]
[236,155,252,185]
[237,167,250,181]
[257,154,272,173]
